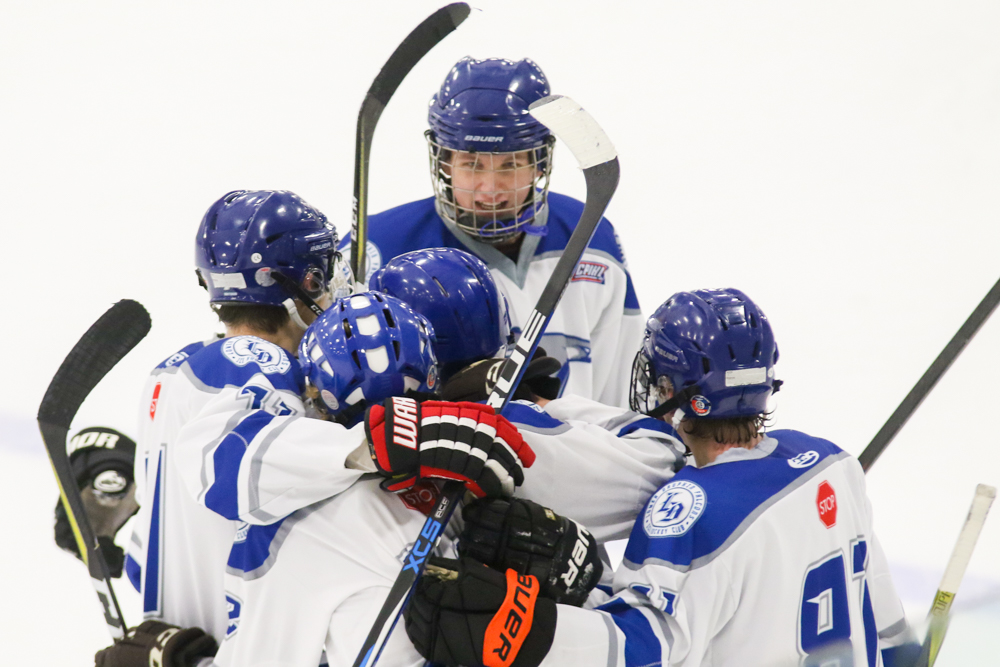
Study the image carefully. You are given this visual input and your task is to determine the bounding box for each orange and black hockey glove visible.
[405,557,556,667]
[365,397,535,498]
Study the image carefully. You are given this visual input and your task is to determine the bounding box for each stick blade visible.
[38,299,151,429]
[529,95,618,169]
[365,3,471,108]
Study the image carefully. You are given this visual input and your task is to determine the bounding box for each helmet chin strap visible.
[645,384,702,421]
[282,298,312,332]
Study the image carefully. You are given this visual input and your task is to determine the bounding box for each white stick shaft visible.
[938,483,995,594]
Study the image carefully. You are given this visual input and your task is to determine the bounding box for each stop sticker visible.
[817,481,837,528]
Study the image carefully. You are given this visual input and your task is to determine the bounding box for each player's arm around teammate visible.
[403,289,919,667]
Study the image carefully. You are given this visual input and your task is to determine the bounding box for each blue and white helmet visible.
[298,292,438,426]
[426,57,555,242]
[195,190,351,319]
[369,248,512,381]
[630,288,779,420]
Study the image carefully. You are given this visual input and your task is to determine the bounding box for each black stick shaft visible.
[349,3,471,283]
[860,275,1000,471]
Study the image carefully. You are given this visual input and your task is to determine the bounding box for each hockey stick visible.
[859,275,1000,472]
[349,3,471,285]
[914,483,996,667]
[37,299,152,640]
[352,94,620,667]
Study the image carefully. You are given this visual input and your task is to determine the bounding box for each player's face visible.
[444,150,539,223]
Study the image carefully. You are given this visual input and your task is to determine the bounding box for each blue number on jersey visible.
[240,385,293,415]
[799,541,877,666]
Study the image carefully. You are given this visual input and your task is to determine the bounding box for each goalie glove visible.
[405,557,556,667]
[94,620,217,667]
[460,497,603,606]
[53,426,139,577]
[441,347,562,403]
[366,398,535,499]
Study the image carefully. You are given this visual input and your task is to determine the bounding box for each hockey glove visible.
[460,497,603,607]
[53,426,139,578]
[442,347,562,403]
[405,556,556,667]
[94,620,217,667]
[366,398,535,499]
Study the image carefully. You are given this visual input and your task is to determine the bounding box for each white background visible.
[2,0,999,662]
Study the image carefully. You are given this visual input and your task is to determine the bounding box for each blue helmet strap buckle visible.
[645,384,703,421]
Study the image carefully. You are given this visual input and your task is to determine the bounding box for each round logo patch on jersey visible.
[644,480,707,538]
[222,337,291,375]
[788,451,820,469]
[690,395,712,416]
[363,240,383,283]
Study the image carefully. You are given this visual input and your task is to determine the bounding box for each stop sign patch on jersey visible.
[816,481,837,528]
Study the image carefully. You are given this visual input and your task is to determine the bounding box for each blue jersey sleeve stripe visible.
[143,452,163,613]
[204,411,275,520]
[124,555,141,593]
[598,599,665,667]
[617,417,679,439]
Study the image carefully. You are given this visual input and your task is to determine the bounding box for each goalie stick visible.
[37,299,152,640]
[349,3,471,285]
[859,275,1000,472]
[352,94,620,667]
[915,483,996,667]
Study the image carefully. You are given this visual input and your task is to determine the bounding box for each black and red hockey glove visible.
[460,497,603,607]
[405,557,556,667]
[365,397,535,499]
[94,620,217,667]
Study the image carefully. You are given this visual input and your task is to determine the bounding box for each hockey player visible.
[209,251,685,667]
[404,288,921,667]
[340,56,644,407]
[109,191,528,665]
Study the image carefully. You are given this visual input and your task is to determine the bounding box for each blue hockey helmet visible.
[629,288,780,420]
[428,56,552,154]
[298,292,438,427]
[369,248,512,381]
[195,190,342,308]
[426,57,555,242]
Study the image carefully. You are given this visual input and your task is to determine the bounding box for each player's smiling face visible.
[444,150,539,222]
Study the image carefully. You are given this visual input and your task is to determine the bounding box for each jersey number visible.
[240,385,293,416]
[798,539,877,666]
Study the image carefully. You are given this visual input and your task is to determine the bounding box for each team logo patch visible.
[690,395,712,416]
[222,337,291,375]
[644,480,707,537]
[789,451,820,469]
[817,481,837,528]
[571,261,608,284]
[225,594,242,638]
[426,365,438,390]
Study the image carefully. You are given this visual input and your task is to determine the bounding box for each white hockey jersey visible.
[211,398,687,667]
[340,193,646,407]
[538,430,918,667]
[126,335,366,643]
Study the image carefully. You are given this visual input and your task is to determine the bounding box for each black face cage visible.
[425,132,556,243]
[629,349,659,414]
